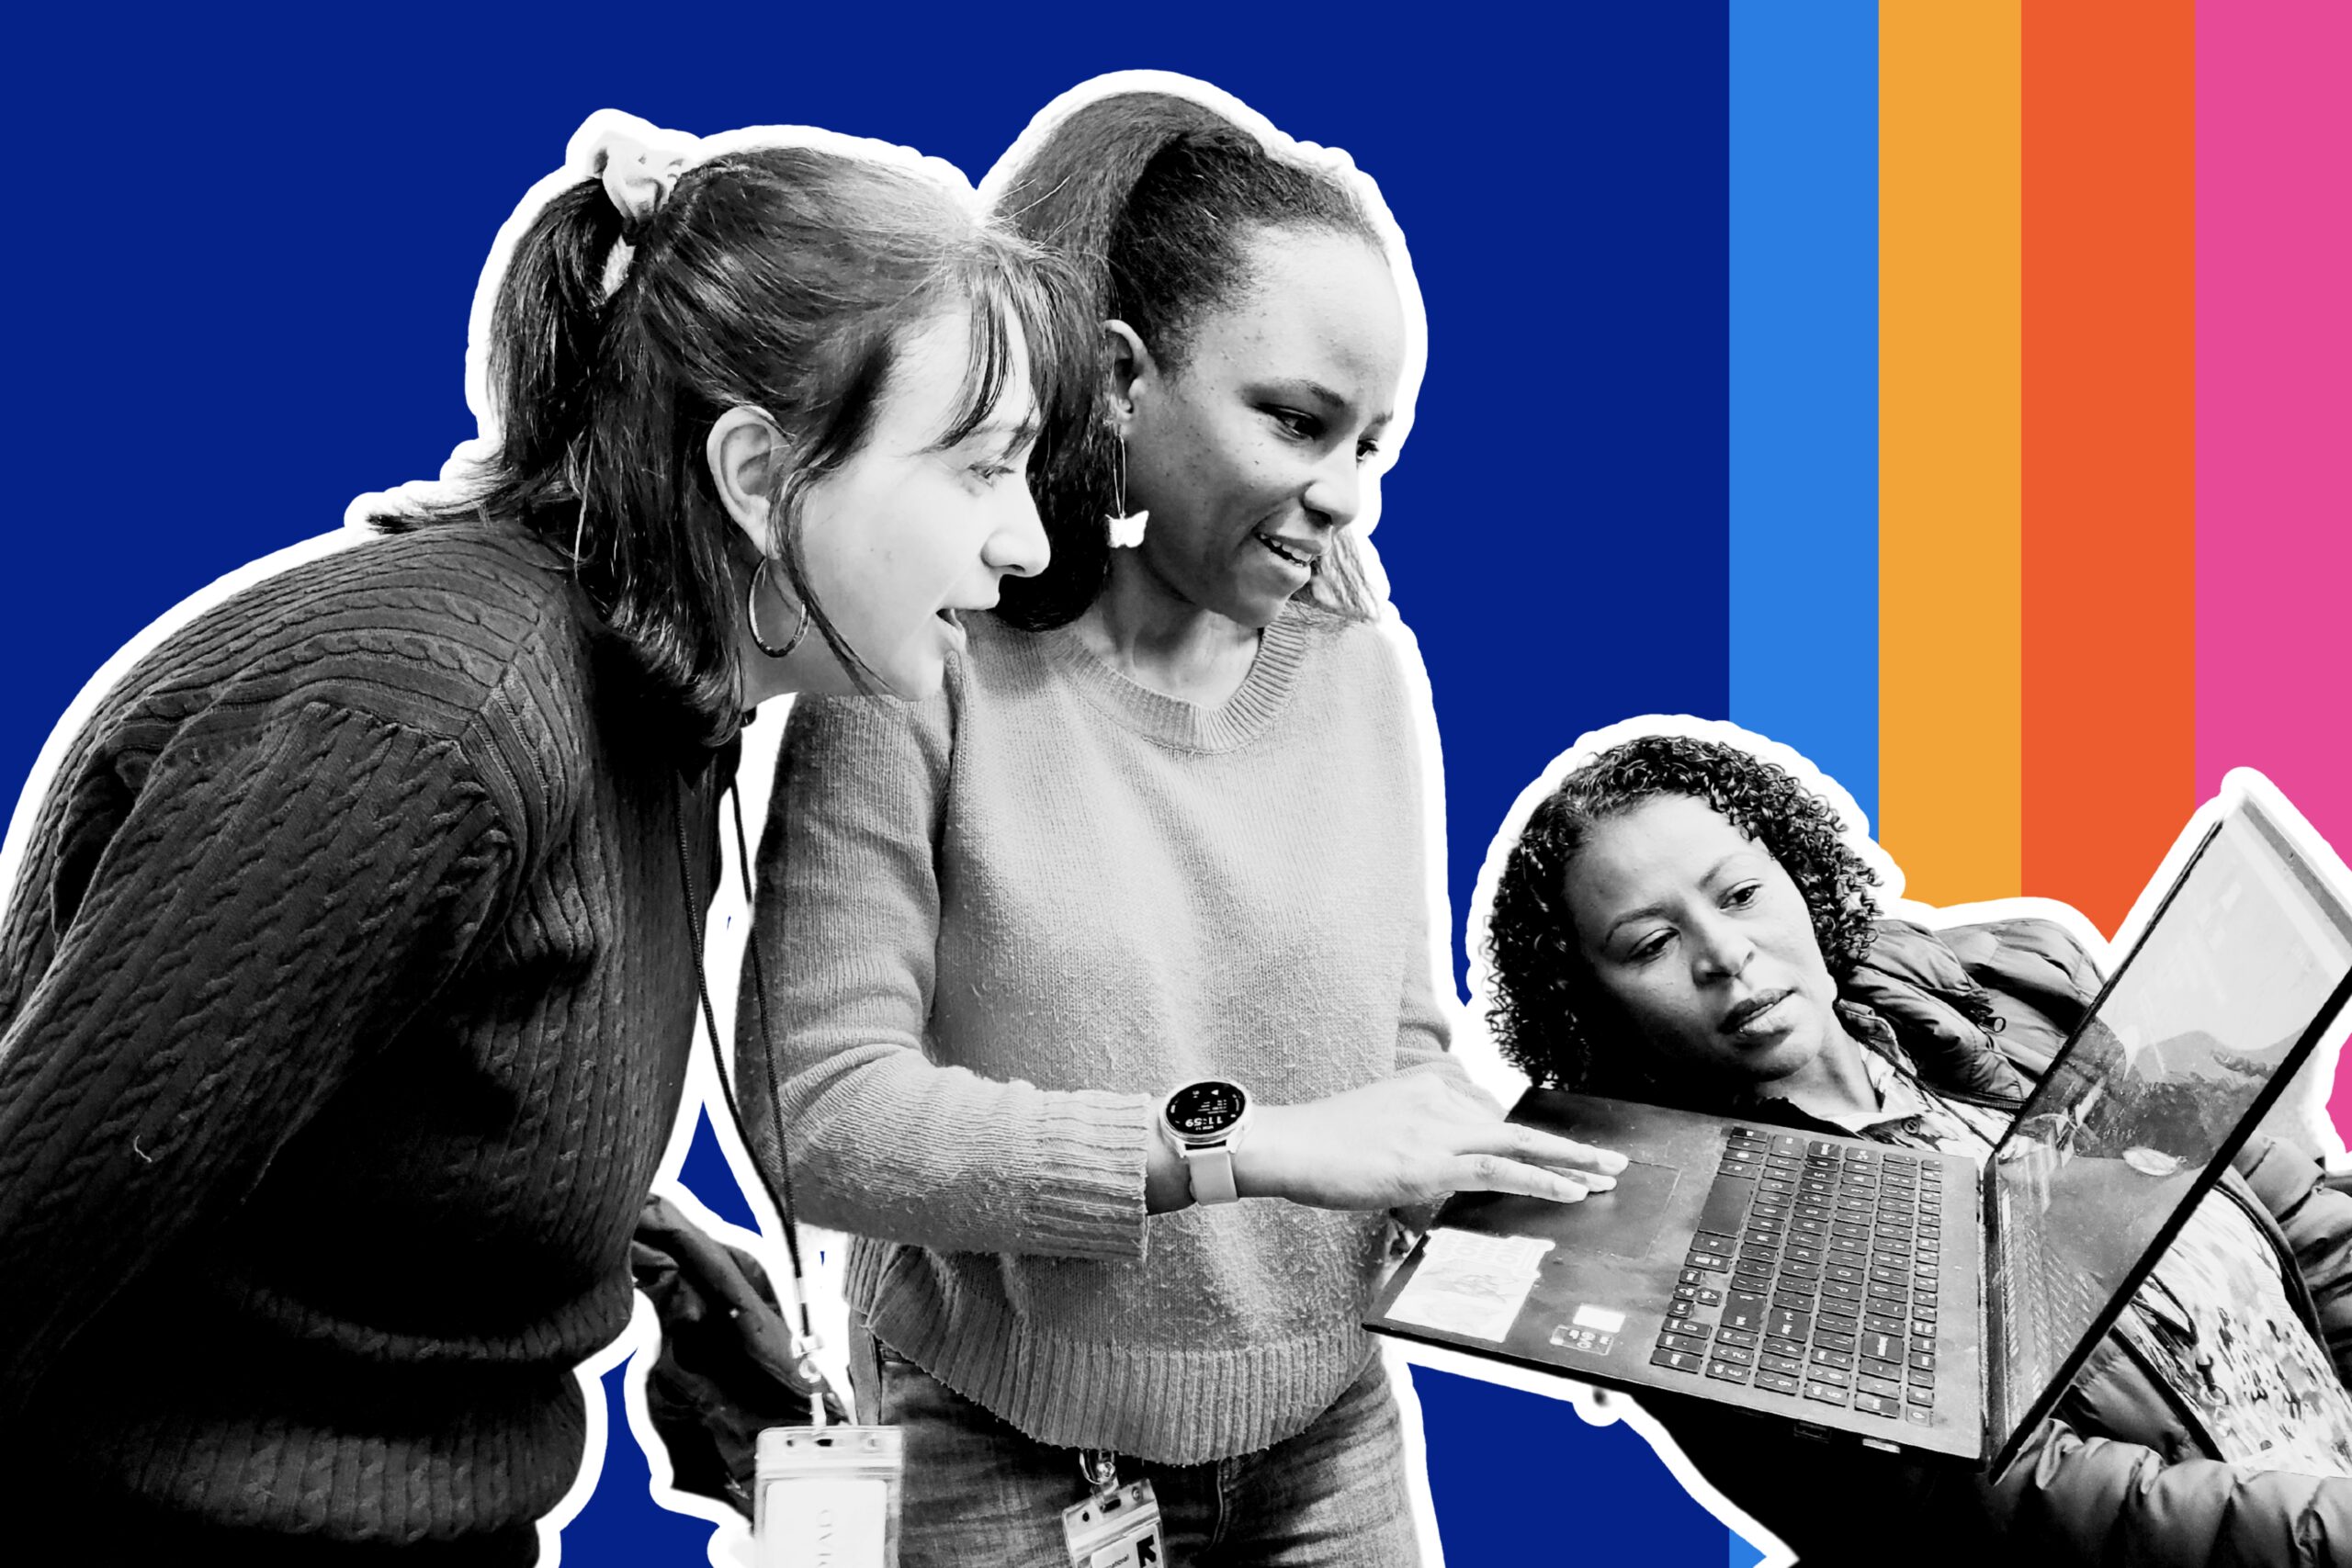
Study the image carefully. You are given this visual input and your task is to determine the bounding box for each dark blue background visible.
[8,6,1744,1562]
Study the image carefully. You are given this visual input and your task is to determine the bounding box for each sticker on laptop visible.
[1385,1229,1555,1342]
[1548,1303,1625,1358]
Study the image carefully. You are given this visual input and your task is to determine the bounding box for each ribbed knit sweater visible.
[746,604,1463,1464]
[0,524,730,1556]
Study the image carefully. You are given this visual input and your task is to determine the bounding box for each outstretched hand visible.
[1234,1074,1627,1211]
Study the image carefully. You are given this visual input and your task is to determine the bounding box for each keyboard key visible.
[1908,1366,1936,1389]
[1700,1174,1757,1234]
[1712,1343,1756,1367]
[1852,1393,1899,1417]
[1862,1313,1905,1336]
[1910,1352,1937,1373]
[1722,1292,1771,1331]
[1817,1297,1861,1324]
[1754,1370,1802,1396]
[1907,1385,1934,1407]
[1860,1332,1901,1362]
[1759,1353,1804,1376]
[1733,1272,1773,1296]
[1651,1348,1703,1373]
[1814,1327,1857,1352]
[1810,1348,1854,1372]
[1715,1326,1757,1348]
[1679,1268,1705,1286]
[1658,1332,1711,1355]
[1905,1406,1934,1427]
[1859,1358,1903,1382]
[1804,1382,1851,1407]
[1765,1308,1812,1340]
[1688,1251,1732,1272]
[1857,1373,1903,1399]
[1705,1360,1753,1384]
[1695,1230,1739,1253]
[1771,1135,1804,1155]
[1763,1335,1806,1358]
[1779,1260,1822,1282]
[1868,1282,1907,1303]
[1822,1280,1863,1302]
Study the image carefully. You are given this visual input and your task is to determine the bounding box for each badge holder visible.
[678,784,908,1567]
[755,1423,904,1568]
[1060,1450,1165,1568]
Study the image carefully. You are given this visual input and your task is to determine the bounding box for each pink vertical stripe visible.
[2196,0,2352,1135]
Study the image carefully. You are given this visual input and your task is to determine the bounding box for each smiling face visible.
[790,305,1049,697]
[1562,794,1849,1094]
[1116,225,1405,629]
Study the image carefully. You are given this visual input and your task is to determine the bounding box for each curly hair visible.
[1483,734,1882,1094]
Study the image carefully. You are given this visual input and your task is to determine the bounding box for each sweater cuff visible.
[998,1091,1156,1258]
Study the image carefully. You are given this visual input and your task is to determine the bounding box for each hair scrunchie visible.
[584,115,699,238]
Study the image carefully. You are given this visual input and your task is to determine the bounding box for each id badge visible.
[754,1426,904,1568]
[1060,1479,1163,1568]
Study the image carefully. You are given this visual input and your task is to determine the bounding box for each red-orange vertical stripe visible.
[2021,0,2197,935]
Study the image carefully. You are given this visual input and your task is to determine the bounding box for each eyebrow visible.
[939,412,1041,455]
[1601,853,1746,941]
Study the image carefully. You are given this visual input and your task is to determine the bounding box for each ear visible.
[705,406,790,556]
[1101,320,1159,434]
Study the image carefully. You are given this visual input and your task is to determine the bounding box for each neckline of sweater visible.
[1034,603,1317,753]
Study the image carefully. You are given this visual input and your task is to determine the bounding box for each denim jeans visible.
[854,1339,1419,1568]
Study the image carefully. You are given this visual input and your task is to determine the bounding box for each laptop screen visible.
[1985,798,2352,1452]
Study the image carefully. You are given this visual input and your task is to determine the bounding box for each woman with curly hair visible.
[1482,731,2352,1568]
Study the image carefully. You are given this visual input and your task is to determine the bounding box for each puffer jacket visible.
[1651,917,2352,1568]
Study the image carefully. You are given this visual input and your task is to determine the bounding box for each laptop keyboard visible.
[1649,1127,1943,1428]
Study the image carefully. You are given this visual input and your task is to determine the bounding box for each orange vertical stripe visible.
[1882,5,2022,905]
[2022,1,2197,936]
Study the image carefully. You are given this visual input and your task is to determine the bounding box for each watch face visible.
[1166,1080,1247,1138]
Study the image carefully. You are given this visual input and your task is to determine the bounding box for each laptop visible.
[1367,774,2352,1474]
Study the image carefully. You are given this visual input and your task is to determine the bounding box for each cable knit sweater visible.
[0,524,730,1557]
[743,604,1464,1464]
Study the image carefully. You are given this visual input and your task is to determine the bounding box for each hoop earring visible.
[747,556,810,660]
[1104,433,1148,549]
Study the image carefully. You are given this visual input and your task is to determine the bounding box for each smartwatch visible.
[1159,1079,1253,1205]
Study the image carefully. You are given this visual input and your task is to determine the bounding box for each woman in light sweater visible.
[742,84,1623,1565]
[0,115,1073,1561]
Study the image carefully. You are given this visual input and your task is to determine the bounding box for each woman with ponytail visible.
[741,80,1623,1564]
[0,112,1074,1561]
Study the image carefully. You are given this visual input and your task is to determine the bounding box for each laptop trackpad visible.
[1453,1158,1686,1259]
[1571,1158,1683,1258]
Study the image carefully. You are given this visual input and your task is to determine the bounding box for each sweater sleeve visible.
[1368,622,1472,1098]
[737,682,1151,1261]
[1984,1414,2352,1567]
[0,700,517,1417]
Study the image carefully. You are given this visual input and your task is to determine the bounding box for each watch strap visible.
[1180,1142,1239,1205]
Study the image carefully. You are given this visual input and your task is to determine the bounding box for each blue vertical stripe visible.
[1728,1,1881,824]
